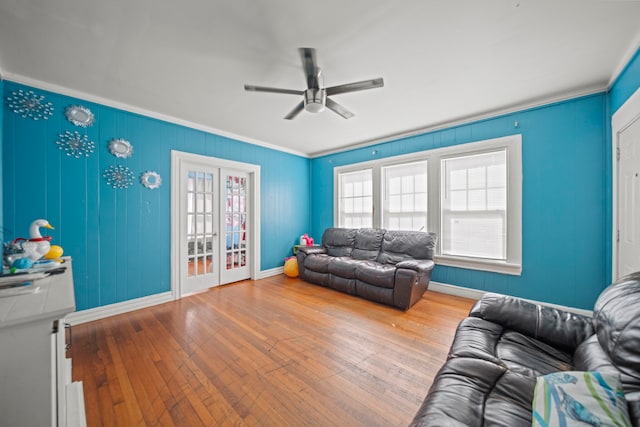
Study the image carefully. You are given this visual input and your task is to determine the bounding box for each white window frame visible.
[333,135,522,275]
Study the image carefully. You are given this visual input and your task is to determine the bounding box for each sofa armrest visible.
[298,246,326,255]
[396,259,435,274]
[469,293,594,352]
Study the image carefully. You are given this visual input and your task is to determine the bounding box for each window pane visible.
[441,150,506,260]
[382,161,428,231]
[338,169,373,228]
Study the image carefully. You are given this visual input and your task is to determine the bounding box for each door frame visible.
[611,87,640,281]
[171,150,261,299]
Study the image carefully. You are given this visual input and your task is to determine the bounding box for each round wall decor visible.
[103,165,135,189]
[56,131,96,158]
[65,105,95,127]
[108,138,133,158]
[140,171,162,189]
[6,89,54,120]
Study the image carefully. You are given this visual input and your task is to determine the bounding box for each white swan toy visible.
[15,219,55,261]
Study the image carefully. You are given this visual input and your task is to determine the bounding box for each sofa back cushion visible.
[376,230,436,265]
[592,271,640,395]
[352,228,386,260]
[322,228,357,257]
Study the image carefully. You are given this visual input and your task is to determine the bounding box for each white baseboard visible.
[65,292,175,325]
[429,281,486,300]
[256,266,284,279]
[66,268,285,325]
[429,281,593,317]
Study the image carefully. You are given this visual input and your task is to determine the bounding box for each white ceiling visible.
[1,0,639,157]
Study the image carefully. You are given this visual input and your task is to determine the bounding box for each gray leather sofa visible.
[296,228,436,310]
[410,272,640,427]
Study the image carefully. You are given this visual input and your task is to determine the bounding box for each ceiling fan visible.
[244,47,384,120]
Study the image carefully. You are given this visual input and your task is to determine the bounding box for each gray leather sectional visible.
[296,227,437,310]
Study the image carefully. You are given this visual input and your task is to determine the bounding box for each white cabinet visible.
[0,260,86,426]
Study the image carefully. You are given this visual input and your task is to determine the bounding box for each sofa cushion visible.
[532,371,630,427]
[377,230,436,265]
[409,357,535,427]
[322,228,357,257]
[304,253,331,273]
[352,228,385,260]
[328,257,364,279]
[355,261,396,289]
[592,271,640,395]
[449,317,574,377]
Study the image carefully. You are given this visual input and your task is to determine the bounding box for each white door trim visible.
[171,150,261,299]
[612,87,640,281]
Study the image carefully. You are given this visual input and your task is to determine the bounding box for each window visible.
[441,150,506,260]
[334,135,521,275]
[338,169,373,228]
[382,161,428,231]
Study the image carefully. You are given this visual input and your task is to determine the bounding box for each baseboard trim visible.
[66,268,285,324]
[429,281,593,317]
[256,266,284,279]
[429,281,486,300]
[65,292,175,325]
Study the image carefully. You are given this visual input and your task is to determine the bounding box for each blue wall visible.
[311,94,608,309]
[2,81,310,311]
[610,48,640,115]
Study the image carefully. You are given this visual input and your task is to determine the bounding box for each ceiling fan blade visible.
[325,78,384,96]
[299,47,319,89]
[326,97,354,119]
[244,85,303,95]
[284,101,305,120]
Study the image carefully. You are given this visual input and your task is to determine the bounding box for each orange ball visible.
[283,257,298,278]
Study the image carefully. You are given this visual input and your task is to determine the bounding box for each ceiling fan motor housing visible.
[304,89,326,113]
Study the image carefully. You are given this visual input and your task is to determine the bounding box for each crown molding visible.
[309,85,607,158]
[2,72,310,158]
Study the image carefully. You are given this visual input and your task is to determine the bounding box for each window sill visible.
[434,255,522,276]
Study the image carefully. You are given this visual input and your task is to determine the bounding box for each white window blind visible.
[441,150,507,260]
[382,161,428,231]
[338,169,373,228]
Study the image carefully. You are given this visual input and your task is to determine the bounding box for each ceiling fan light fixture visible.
[304,89,326,113]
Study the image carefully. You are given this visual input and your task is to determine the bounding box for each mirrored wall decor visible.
[108,138,133,158]
[6,89,54,120]
[65,105,95,127]
[56,131,96,158]
[103,165,135,189]
[140,171,162,189]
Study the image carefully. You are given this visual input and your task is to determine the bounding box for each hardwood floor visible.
[71,276,476,427]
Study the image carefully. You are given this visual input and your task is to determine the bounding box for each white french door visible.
[180,162,221,295]
[220,169,251,284]
[172,151,261,298]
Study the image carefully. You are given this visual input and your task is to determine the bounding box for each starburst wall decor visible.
[103,165,135,189]
[6,89,55,120]
[56,131,96,158]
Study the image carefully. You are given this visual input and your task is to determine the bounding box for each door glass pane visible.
[225,174,248,271]
[187,169,216,277]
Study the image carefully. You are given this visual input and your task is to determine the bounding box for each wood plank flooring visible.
[71,276,476,427]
